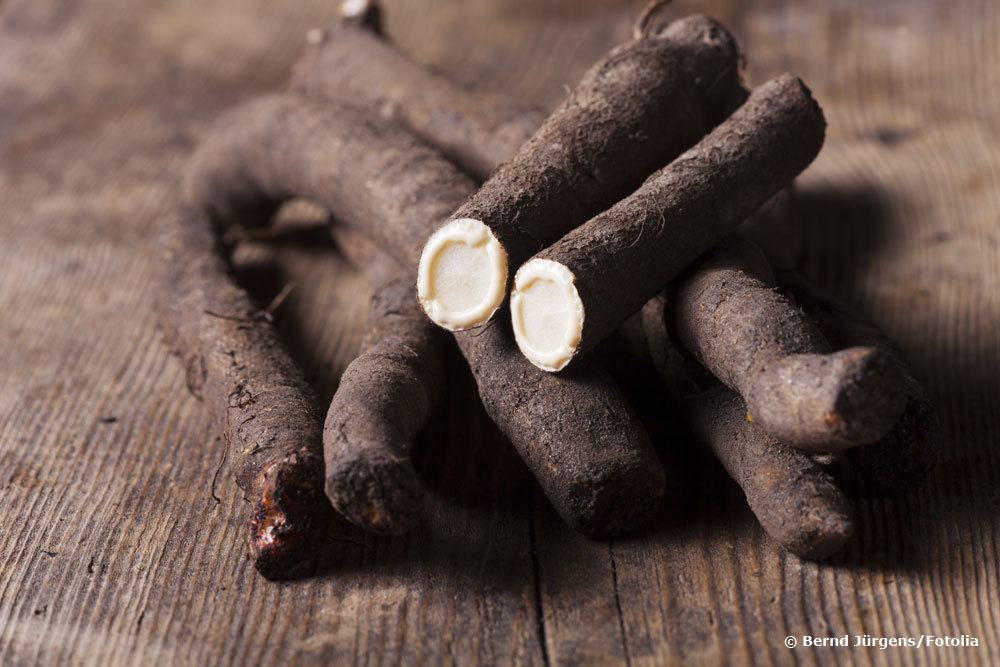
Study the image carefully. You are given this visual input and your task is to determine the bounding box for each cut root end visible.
[249,465,328,580]
[417,218,508,331]
[510,259,584,372]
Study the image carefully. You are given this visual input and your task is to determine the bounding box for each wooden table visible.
[2,0,998,664]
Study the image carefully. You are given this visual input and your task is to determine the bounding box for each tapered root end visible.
[744,447,855,559]
[827,347,909,445]
[325,451,424,535]
[657,14,736,48]
[250,464,328,580]
[418,219,508,331]
[566,458,666,539]
[781,504,855,560]
[748,347,908,451]
[510,259,584,372]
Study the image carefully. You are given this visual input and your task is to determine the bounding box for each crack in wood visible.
[528,488,552,667]
[609,541,633,667]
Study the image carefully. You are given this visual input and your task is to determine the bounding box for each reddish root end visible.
[249,463,328,580]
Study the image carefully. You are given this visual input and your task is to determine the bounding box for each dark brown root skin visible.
[295,11,744,242]
[185,94,473,273]
[777,270,937,497]
[531,74,826,365]
[439,14,744,279]
[294,10,740,531]
[328,229,661,537]
[291,1,542,181]
[669,237,907,450]
[158,210,328,580]
[331,232,661,537]
[189,99,449,536]
[324,270,447,535]
[290,11,900,539]
[454,311,663,538]
[294,13,858,535]
[635,298,855,559]
[186,95,665,538]
[688,384,856,559]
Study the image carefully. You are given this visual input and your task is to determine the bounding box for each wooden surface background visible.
[2,0,999,664]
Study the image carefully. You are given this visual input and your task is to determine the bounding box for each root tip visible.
[789,513,855,560]
[341,0,383,35]
[249,470,328,580]
[325,455,424,535]
[570,460,666,539]
[830,347,908,445]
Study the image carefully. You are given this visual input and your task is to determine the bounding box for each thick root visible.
[158,210,328,579]
[777,270,936,496]
[669,237,906,450]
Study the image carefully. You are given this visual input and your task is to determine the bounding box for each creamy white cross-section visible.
[417,218,509,330]
[340,0,371,19]
[510,259,585,372]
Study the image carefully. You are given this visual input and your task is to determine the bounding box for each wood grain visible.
[1,0,998,664]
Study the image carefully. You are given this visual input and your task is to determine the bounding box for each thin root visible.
[633,0,673,40]
[264,283,296,318]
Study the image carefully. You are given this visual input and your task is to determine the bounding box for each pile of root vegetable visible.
[159,0,935,579]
